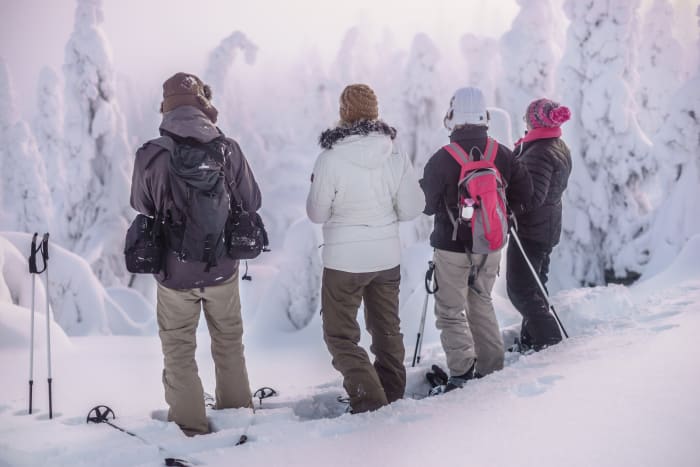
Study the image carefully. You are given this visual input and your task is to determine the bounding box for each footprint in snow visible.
[650,324,680,333]
[513,375,564,398]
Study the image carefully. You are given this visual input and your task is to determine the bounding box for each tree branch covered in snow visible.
[401,33,441,166]
[204,31,257,96]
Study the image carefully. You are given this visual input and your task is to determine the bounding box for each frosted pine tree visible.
[644,5,700,276]
[331,26,375,88]
[401,33,441,166]
[204,31,257,133]
[636,0,685,136]
[499,0,563,137]
[460,34,502,106]
[204,31,257,95]
[553,0,655,288]
[33,67,67,242]
[62,0,133,286]
[0,59,52,234]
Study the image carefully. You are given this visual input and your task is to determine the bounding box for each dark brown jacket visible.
[130,106,261,290]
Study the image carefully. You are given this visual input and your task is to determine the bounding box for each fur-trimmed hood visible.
[319,119,397,150]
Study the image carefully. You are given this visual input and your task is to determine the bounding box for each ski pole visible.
[509,228,569,338]
[412,261,438,367]
[27,233,41,414]
[41,233,54,418]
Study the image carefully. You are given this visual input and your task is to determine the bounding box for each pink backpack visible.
[443,138,508,254]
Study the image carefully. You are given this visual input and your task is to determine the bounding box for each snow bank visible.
[2,232,153,336]
[0,234,50,315]
[0,301,71,351]
[634,234,700,298]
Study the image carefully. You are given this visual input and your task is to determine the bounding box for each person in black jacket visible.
[420,87,532,392]
[507,98,572,352]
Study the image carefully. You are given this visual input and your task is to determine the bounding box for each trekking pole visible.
[412,261,438,367]
[27,233,42,414]
[509,228,569,338]
[41,233,54,418]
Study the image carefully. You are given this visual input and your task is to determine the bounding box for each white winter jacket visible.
[306,129,424,273]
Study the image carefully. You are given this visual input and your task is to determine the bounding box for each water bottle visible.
[461,198,475,220]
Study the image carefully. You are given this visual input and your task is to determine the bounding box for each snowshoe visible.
[425,364,449,388]
[427,363,477,396]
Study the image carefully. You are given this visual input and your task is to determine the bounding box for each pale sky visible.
[0,0,697,119]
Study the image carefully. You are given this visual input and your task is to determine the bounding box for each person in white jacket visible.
[306,84,424,413]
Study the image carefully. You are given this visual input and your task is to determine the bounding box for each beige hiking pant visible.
[321,266,406,413]
[156,271,252,436]
[433,249,504,377]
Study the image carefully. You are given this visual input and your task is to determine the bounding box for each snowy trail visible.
[1,277,699,466]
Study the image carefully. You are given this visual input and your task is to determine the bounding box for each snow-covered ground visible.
[1,238,698,467]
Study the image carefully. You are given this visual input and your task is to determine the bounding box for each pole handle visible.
[425,261,438,294]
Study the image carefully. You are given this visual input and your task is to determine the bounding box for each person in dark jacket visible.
[420,87,532,392]
[507,97,572,352]
[130,72,261,436]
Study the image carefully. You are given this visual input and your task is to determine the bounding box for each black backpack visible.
[160,133,233,270]
[125,133,268,274]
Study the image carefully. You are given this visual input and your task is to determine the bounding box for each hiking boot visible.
[508,337,535,355]
[428,363,477,396]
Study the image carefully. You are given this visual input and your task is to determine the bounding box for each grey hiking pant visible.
[321,266,406,414]
[156,271,252,436]
[433,249,504,377]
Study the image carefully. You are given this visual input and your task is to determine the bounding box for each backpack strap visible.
[442,143,471,243]
[482,138,499,162]
[443,142,471,166]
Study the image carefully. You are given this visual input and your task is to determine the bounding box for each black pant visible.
[506,237,562,350]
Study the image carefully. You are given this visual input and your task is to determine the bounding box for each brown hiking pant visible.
[433,249,504,377]
[321,266,405,413]
[156,271,252,436]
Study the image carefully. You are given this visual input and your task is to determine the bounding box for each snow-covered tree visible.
[33,67,67,241]
[460,34,502,106]
[203,32,259,162]
[553,0,655,288]
[401,33,441,166]
[499,0,563,137]
[636,0,685,136]
[0,59,52,234]
[330,26,375,88]
[643,5,700,276]
[205,31,257,94]
[255,219,322,331]
[62,0,133,286]
[204,31,257,130]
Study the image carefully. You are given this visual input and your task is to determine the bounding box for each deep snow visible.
[1,238,699,467]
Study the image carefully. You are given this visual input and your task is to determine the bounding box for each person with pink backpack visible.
[420,87,531,393]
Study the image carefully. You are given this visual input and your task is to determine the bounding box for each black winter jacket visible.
[420,126,532,253]
[511,137,572,247]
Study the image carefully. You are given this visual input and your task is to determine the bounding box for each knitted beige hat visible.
[160,72,218,123]
[339,84,379,124]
